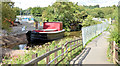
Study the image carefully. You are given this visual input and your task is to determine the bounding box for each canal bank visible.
[10,31,82,50]
[1,30,82,64]
[1,30,82,58]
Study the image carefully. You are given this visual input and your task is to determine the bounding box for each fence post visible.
[70,42,72,56]
[65,43,68,62]
[46,48,50,64]
[110,41,113,62]
[32,53,38,66]
[74,41,76,53]
[55,46,58,64]
[61,44,64,57]
[60,44,64,63]
[77,40,79,50]
[113,41,116,64]
[116,47,118,63]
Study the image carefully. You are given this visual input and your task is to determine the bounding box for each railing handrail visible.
[24,47,62,65]
[65,38,81,46]
[24,38,82,66]
[48,42,82,65]
[115,46,120,51]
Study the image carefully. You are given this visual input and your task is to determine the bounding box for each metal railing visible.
[23,38,82,66]
[82,21,109,46]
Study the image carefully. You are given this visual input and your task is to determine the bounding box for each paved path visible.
[70,31,113,64]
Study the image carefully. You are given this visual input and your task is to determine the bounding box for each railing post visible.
[55,46,58,64]
[77,40,79,51]
[74,41,76,53]
[61,44,64,57]
[110,41,113,62]
[113,41,116,64]
[65,43,68,62]
[70,42,72,56]
[46,48,50,64]
[115,45,118,63]
[60,44,64,63]
[111,41,113,52]
[32,53,38,66]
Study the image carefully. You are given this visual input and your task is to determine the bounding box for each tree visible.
[112,5,116,9]
[95,5,99,8]
[98,10,104,18]
[42,2,88,31]
[31,7,44,17]
[2,2,16,32]
[82,15,101,27]
[87,8,105,18]
[13,7,22,15]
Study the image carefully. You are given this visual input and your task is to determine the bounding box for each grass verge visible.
[84,32,102,48]
[2,36,82,64]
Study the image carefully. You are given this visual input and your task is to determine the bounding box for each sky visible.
[12,0,120,10]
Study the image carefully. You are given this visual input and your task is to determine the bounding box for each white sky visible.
[12,0,120,10]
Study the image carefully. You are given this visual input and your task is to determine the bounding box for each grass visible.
[107,42,113,63]
[84,32,102,48]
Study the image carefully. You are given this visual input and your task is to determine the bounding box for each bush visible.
[2,2,16,32]
[108,21,120,46]
[82,15,101,27]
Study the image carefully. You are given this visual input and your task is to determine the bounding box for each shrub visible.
[82,15,101,27]
[108,21,120,46]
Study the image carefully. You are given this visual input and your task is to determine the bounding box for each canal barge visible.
[26,22,65,43]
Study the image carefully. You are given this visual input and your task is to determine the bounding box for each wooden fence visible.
[23,38,82,66]
[112,41,120,64]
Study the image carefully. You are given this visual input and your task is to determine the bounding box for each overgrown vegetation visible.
[2,0,119,64]
[108,6,119,45]
[14,1,117,31]
[3,0,117,32]
[2,1,21,32]
[82,15,102,27]
[2,37,82,64]
[2,2,15,32]
[107,6,120,62]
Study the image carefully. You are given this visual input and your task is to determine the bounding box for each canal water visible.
[12,31,82,50]
[12,44,27,50]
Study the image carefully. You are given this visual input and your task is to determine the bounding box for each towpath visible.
[70,31,113,64]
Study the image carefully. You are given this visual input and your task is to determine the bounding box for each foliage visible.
[107,43,113,62]
[108,6,119,45]
[107,6,120,62]
[87,8,105,18]
[11,1,118,31]
[2,2,16,32]
[108,22,120,46]
[13,7,22,15]
[84,5,99,9]
[42,2,87,31]
[31,7,45,17]
[19,1,118,31]
[82,15,102,27]
[2,36,81,64]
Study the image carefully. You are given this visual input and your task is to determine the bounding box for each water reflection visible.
[19,44,27,50]
[13,44,27,50]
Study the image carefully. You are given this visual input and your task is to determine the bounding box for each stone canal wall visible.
[1,33,28,48]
